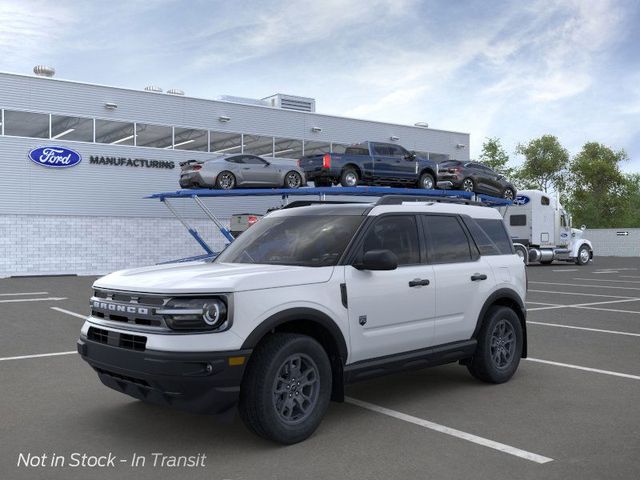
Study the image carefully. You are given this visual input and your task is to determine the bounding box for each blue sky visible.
[1,0,639,171]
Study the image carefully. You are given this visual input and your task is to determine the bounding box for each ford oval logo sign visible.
[28,146,82,168]
[513,195,530,206]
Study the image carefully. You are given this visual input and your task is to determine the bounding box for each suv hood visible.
[94,261,334,294]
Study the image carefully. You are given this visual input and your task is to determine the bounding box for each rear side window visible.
[510,215,526,226]
[475,219,514,255]
[362,216,420,265]
[345,146,370,156]
[423,216,472,263]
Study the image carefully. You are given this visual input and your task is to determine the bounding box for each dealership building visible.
[0,68,470,277]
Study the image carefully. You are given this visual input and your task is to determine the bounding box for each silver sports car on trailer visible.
[179,154,306,190]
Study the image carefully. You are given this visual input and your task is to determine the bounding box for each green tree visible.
[566,142,630,228]
[479,137,513,176]
[515,135,569,192]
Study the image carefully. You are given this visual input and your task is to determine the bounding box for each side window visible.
[361,216,420,265]
[475,219,514,255]
[423,215,472,263]
[541,196,550,206]
[226,156,244,164]
[244,156,267,165]
[387,145,404,157]
[560,215,567,227]
[373,144,391,156]
[510,215,526,226]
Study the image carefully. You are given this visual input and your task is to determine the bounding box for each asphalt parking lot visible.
[1,257,639,480]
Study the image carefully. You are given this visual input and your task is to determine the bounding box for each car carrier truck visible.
[500,189,593,265]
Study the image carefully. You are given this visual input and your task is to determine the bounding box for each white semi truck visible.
[499,189,593,265]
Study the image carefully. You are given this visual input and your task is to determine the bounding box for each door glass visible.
[362,216,420,265]
[423,216,472,263]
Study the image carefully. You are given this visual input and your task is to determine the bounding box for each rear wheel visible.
[284,171,303,189]
[467,306,522,384]
[239,333,332,444]
[418,172,435,189]
[216,171,236,190]
[462,178,475,192]
[576,245,591,265]
[340,168,359,187]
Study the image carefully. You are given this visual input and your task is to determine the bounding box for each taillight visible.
[322,153,331,168]
[297,159,301,167]
[247,216,258,226]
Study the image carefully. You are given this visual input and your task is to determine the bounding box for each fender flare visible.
[472,288,528,357]
[571,239,593,258]
[240,307,348,361]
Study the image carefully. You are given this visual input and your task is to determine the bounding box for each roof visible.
[370,202,504,219]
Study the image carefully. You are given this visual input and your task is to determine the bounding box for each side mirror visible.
[404,153,416,160]
[355,249,398,271]
[581,225,586,231]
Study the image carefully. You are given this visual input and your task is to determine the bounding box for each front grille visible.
[90,289,169,330]
[87,326,147,351]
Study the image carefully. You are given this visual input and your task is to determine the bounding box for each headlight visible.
[157,297,230,331]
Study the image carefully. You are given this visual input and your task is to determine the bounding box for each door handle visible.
[471,274,487,281]
[409,279,430,287]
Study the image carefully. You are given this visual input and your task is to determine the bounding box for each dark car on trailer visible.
[438,160,516,199]
[298,141,442,189]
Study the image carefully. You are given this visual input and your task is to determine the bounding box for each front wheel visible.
[215,171,236,190]
[576,245,591,265]
[284,171,303,189]
[239,333,332,444]
[502,187,515,200]
[462,177,475,192]
[467,306,522,384]
[418,172,435,189]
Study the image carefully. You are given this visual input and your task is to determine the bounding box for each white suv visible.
[78,197,527,444]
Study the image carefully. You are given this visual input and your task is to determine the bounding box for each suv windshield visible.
[215,215,364,267]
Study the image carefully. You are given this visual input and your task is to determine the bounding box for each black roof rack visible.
[375,195,484,206]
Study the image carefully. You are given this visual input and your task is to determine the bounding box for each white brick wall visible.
[0,214,231,277]
[584,228,640,257]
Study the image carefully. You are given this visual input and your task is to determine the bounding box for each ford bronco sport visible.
[78,197,527,444]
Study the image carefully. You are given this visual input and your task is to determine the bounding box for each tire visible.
[462,178,475,192]
[215,171,236,190]
[514,244,528,265]
[467,306,523,384]
[502,187,515,200]
[576,245,591,265]
[340,168,359,187]
[238,333,332,444]
[418,172,435,190]
[284,171,303,189]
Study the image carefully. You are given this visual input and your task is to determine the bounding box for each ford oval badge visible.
[28,146,82,168]
[513,195,530,206]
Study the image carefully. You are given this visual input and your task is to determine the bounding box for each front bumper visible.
[77,336,251,415]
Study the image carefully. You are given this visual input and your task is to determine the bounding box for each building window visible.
[173,127,208,151]
[135,123,172,149]
[3,110,49,139]
[210,131,243,154]
[95,119,135,145]
[51,115,93,142]
[244,134,274,156]
[303,140,331,156]
[273,137,303,159]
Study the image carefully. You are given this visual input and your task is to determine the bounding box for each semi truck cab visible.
[500,190,593,265]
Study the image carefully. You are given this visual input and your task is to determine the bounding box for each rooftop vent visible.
[167,88,185,96]
[33,65,55,77]
[144,85,163,93]
[263,94,316,112]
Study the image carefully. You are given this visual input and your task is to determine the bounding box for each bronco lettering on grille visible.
[92,301,149,315]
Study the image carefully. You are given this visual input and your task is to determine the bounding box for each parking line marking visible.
[529,289,640,300]
[51,307,87,319]
[575,306,640,315]
[528,321,640,337]
[552,269,578,272]
[526,358,640,381]
[526,302,560,306]
[345,397,553,464]
[620,275,640,279]
[573,278,640,284]
[0,297,68,304]
[528,298,640,312]
[530,281,640,291]
[0,351,76,362]
[0,291,49,296]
